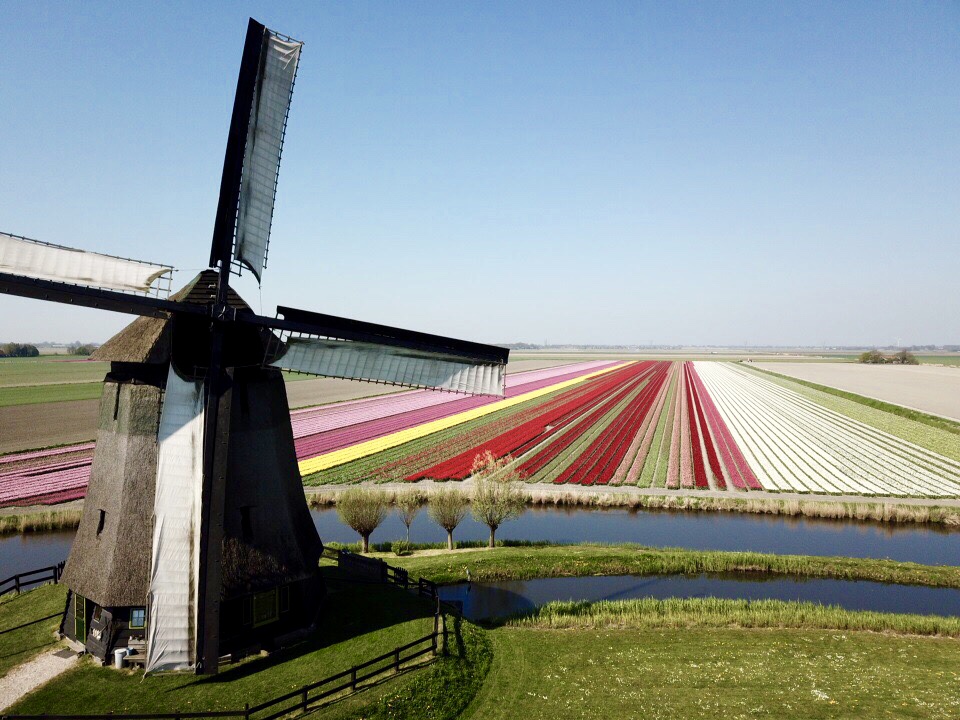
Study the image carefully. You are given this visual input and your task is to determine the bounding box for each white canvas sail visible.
[269,337,506,396]
[0,232,171,293]
[145,368,205,673]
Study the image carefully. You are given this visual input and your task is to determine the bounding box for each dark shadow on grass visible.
[174,584,436,691]
[0,612,61,635]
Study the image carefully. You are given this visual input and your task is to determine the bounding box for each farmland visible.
[3,358,960,507]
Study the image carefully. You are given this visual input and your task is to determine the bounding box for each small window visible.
[252,589,278,628]
[240,507,253,543]
[96,510,106,536]
[130,607,146,629]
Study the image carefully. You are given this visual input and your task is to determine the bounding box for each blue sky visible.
[1,1,957,346]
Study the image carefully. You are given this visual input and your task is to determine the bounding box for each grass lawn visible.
[461,626,960,720]
[387,543,960,588]
[0,583,66,677]
[10,577,490,720]
[0,358,108,387]
[0,382,103,407]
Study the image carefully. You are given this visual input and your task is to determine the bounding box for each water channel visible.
[3,506,960,580]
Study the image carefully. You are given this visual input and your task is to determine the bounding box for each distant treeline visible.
[859,349,918,365]
[0,343,39,357]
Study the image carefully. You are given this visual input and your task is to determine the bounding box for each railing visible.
[0,561,64,597]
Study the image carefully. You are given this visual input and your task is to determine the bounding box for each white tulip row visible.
[693,362,960,497]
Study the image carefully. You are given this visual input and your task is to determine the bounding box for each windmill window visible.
[96,510,106,536]
[252,589,278,628]
[130,607,146,629]
[240,506,254,543]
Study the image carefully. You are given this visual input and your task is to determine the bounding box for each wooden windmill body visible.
[0,19,508,674]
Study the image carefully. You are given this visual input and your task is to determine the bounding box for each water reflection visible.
[439,573,960,621]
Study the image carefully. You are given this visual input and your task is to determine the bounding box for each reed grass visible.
[505,597,960,637]
[306,486,960,527]
[0,509,82,535]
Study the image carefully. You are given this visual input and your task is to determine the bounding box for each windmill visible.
[0,18,508,674]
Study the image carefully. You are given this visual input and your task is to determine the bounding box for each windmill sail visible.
[0,232,171,294]
[270,337,506,396]
[233,30,302,281]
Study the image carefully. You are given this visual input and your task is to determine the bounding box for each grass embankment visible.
[507,597,960,636]
[0,510,82,535]
[0,583,66,677]
[750,365,960,437]
[463,627,960,720]
[10,578,491,720]
[389,544,960,588]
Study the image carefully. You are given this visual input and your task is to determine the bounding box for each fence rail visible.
[0,562,64,597]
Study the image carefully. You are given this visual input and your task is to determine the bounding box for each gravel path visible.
[0,648,77,711]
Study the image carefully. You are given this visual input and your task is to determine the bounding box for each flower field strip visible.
[614,365,672,485]
[512,363,656,480]
[683,364,710,489]
[666,365,683,488]
[638,362,681,488]
[290,360,614,441]
[687,363,759,490]
[685,363,726,489]
[0,459,90,506]
[409,362,657,481]
[292,361,617,459]
[552,362,671,485]
[338,367,643,484]
[0,443,95,465]
[696,362,960,497]
[297,362,632,475]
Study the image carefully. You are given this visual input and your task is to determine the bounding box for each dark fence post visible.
[14,574,20,595]
[393,648,400,673]
[351,666,357,691]
[244,701,250,720]
[301,685,308,711]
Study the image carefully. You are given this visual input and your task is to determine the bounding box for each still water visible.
[3,505,960,578]
[439,573,960,621]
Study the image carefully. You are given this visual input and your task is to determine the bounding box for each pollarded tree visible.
[428,487,470,550]
[336,487,389,553]
[395,490,426,542]
[470,451,526,548]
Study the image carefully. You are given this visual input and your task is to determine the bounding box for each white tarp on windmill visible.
[145,368,206,673]
[0,232,171,293]
[233,30,302,282]
[270,337,506,396]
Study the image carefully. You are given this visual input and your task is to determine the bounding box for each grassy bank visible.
[463,626,960,719]
[0,382,103,408]
[506,597,960,636]
[0,583,66,677]
[9,579,490,720]
[389,543,960,588]
[0,509,82,535]
[306,486,960,526]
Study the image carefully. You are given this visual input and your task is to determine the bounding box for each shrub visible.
[428,488,469,550]
[395,490,426,542]
[470,451,526,548]
[391,539,413,556]
[336,487,388,553]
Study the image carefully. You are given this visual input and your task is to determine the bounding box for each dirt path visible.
[0,649,77,711]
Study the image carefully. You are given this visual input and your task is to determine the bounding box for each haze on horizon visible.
[1,2,957,348]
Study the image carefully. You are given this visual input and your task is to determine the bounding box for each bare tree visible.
[470,451,526,548]
[336,487,388,553]
[428,488,470,550]
[395,490,426,542]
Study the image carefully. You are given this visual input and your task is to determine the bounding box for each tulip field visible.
[3,359,960,506]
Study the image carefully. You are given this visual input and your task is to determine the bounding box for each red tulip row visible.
[407,362,656,481]
[553,362,671,485]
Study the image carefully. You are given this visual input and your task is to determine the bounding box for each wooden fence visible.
[0,561,64,597]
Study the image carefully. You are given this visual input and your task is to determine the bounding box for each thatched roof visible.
[93,271,255,364]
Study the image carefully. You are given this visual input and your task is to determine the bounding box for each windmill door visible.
[74,593,90,642]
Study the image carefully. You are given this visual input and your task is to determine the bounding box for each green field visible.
[0,382,103,407]
[0,357,108,387]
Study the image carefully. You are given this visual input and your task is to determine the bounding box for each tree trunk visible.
[361,533,370,553]
[447,530,454,550]
[406,524,411,543]
[488,525,497,548]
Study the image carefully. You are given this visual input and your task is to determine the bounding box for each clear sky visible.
[1,1,957,347]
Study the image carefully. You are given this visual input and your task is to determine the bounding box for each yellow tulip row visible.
[297,361,632,475]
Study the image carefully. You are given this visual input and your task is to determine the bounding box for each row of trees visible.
[336,452,525,552]
[0,343,39,357]
[858,349,918,365]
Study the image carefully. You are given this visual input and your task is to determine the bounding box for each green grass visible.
[506,597,960,636]
[388,544,960,588]
[0,357,108,387]
[461,626,960,719]
[10,579,489,720]
[0,583,67,677]
[0,509,83,535]
[917,354,960,366]
[0,382,103,407]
